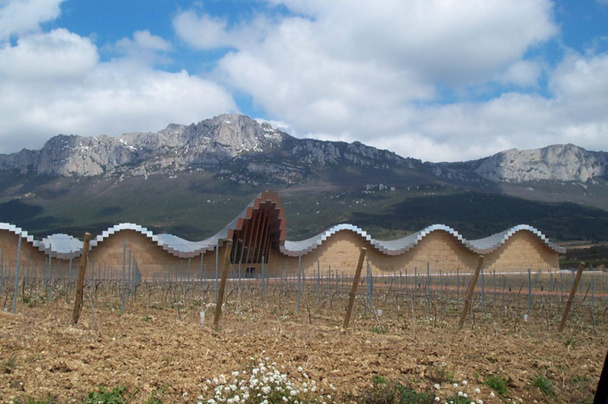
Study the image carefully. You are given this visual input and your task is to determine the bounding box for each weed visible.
[564,337,577,348]
[571,373,590,389]
[142,390,163,404]
[370,325,388,334]
[141,315,151,322]
[85,386,128,404]
[531,375,554,397]
[484,374,508,397]
[372,374,387,385]
[427,366,454,384]
[346,379,436,404]
[2,355,17,373]
[473,371,480,383]
[13,396,58,404]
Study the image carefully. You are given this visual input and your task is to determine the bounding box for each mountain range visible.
[1,114,608,243]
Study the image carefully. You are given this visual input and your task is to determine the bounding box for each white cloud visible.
[0,28,236,153]
[173,10,232,49]
[399,52,608,161]
[0,0,64,40]
[2,0,606,165]
[115,30,172,53]
[275,49,608,162]
[172,0,562,161]
[494,60,543,87]
[0,28,98,80]
[112,30,173,65]
[172,9,272,51]
[550,52,608,111]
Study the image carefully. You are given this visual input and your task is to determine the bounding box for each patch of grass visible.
[370,325,389,334]
[531,375,554,397]
[141,315,151,322]
[23,293,47,308]
[345,378,436,404]
[13,396,58,404]
[564,337,577,348]
[372,374,387,385]
[484,374,508,397]
[141,390,163,404]
[85,386,128,404]
[2,355,17,373]
[427,366,454,384]
[571,373,591,389]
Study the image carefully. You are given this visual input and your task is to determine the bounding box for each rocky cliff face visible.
[0,114,413,183]
[471,144,608,183]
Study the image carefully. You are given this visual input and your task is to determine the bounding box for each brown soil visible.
[0,293,605,404]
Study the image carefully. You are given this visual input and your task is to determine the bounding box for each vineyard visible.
[1,259,606,403]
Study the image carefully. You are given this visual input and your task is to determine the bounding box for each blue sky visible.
[1,0,607,162]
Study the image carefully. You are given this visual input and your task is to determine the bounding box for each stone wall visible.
[0,230,48,277]
[483,230,559,271]
[267,229,560,276]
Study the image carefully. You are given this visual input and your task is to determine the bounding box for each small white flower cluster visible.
[197,357,330,404]
[433,380,486,404]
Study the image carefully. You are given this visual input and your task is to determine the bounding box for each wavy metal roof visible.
[0,223,82,259]
[0,191,565,259]
[280,223,566,256]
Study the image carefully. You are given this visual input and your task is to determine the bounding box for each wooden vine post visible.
[213,240,233,329]
[72,232,91,325]
[558,262,585,333]
[458,255,484,330]
[343,248,367,329]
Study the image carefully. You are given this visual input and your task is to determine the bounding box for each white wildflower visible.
[434,383,441,390]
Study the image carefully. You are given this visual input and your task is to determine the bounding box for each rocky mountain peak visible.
[474,144,608,182]
[194,113,284,152]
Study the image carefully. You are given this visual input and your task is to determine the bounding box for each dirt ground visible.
[0,293,606,404]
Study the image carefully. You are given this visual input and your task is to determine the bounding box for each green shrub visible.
[484,374,508,397]
[531,375,554,397]
[85,386,128,404]
[345,379,436,404]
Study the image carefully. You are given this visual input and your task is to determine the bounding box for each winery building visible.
[0,190,564,280]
